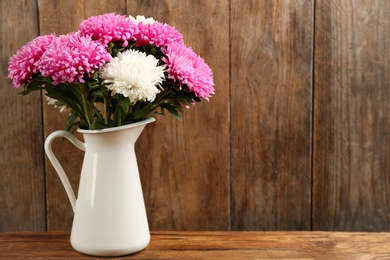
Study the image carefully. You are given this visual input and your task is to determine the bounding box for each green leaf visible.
[91,119,107,130]
[65,113,79,132]
[92,90,105,99]
[127,102,155,120]
[160,103,182,121]
[114,106,123,126]
[120,98,130,113]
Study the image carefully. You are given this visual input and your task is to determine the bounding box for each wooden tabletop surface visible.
[1,231,390,259]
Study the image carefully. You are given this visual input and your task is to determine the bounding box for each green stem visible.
[104,96,109,125]
[79,85,92,127]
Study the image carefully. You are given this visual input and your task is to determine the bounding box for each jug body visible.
[45,118,155,256]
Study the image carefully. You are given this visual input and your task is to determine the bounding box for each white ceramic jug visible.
[44,118,155,256]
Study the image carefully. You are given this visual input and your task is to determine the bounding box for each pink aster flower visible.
[8,34,55,88]
[129,15,183,47]
[37,33,111,85]
[79,13,138,47]
[162,43,214,100]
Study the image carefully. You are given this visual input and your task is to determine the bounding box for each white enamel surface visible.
[44,130,85,211]
[44,119,155,256]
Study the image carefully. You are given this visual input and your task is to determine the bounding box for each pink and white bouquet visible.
[8,13,214,131]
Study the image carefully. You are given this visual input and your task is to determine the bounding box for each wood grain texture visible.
[39,0,127,231]
[4,0,390,233]
[0,0,46,231]
[126,0,230,230]
[39,0,229,231]
[313,0,390,231]
[230,0,313,230]
[2,231,390,259]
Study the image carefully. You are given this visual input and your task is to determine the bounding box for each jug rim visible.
[77,117,156,134]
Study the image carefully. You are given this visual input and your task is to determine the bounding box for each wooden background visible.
[1,0,390,232]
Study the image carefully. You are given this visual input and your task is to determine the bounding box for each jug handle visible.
[44,130,86,212]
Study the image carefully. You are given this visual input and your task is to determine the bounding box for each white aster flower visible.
[129,15,156,25]
[100,49,164,103]
[45,95,68,113]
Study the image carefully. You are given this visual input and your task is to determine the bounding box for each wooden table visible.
[1,231,390,259]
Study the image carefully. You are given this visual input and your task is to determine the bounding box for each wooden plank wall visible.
[0,0,46,231]
[313,0,390,231]
[230,0,312,230]
[1,0,390,232]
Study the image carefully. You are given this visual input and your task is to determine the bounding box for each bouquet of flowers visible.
[8,13,214,131]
